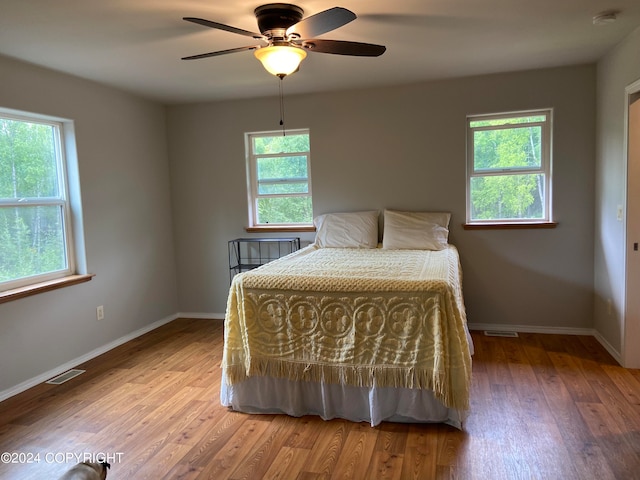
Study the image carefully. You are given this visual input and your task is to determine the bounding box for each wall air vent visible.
[45,369,86,385]
[484,330,519,338]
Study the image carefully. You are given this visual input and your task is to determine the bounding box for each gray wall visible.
[167,65,596,330]
[0,53,601,397]
[594,27,640,357]
[0,55,179,395]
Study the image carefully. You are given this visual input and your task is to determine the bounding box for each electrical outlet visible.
[96,305,104,320]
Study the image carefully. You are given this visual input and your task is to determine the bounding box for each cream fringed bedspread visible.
[222,244,472,412]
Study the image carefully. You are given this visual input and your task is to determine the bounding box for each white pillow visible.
[382,210,451,250]
[314,211,379,248]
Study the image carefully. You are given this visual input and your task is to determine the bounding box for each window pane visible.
[470,174,544,220]
[473,126,541,171]
[253,134,310,154]
[0,205,67,282]
[257,196,313,224]
[0,118,60,198]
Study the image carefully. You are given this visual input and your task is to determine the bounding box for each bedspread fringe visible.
[223,358,469,411]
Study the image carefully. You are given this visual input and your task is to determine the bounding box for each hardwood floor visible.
[1,318,639,479]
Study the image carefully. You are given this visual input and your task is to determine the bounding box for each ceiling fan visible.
[182,3,386,77]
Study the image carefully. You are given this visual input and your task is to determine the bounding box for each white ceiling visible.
[1,0,639,104]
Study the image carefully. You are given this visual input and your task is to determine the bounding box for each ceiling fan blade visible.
[286,7,356,39]
[299,39,386,57]
[183,17,263,40]
[181,45,259,61]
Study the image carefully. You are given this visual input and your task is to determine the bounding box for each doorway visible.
[624,79,640,368]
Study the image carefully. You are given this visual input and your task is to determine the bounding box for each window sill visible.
[463,221,558,230]
[246,225,316,233]
[0,274,95,304]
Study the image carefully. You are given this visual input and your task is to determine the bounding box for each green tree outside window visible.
[0,117,68,285]
[248,131,312,225]
[467,112,551,222]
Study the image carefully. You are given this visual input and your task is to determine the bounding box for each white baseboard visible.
[177,312,225,320]
[0,313,179,403]
[468,322,623,365]
[467,322,595,336]
[592,330,623,365]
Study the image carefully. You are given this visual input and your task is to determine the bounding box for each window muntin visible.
[247,130,312,226]
[466,110,552,223]
[0,110,75,290]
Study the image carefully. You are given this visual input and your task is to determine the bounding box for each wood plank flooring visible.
[1,318,639,479]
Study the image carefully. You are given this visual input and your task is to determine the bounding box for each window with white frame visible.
[246,129,312,227]
[0,108,78,291]
[466,109,552,224]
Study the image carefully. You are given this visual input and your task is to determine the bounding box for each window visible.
[246,129,313,227]
[1,108,80,292]
[466,109,552,224]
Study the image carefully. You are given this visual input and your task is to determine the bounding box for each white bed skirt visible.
[220,375,467,429]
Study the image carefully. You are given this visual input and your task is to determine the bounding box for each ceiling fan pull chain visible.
[278,74,286,136]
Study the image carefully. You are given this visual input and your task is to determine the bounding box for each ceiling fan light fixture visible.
[254,45,307,76]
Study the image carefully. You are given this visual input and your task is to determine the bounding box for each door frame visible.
[623,77,640,367]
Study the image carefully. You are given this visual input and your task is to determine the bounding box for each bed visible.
[220,210,473,428]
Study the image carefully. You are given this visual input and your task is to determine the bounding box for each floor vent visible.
[484,330,519,338]
[45,369,86,385]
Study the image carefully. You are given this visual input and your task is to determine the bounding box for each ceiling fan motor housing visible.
[255,3,304,36]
